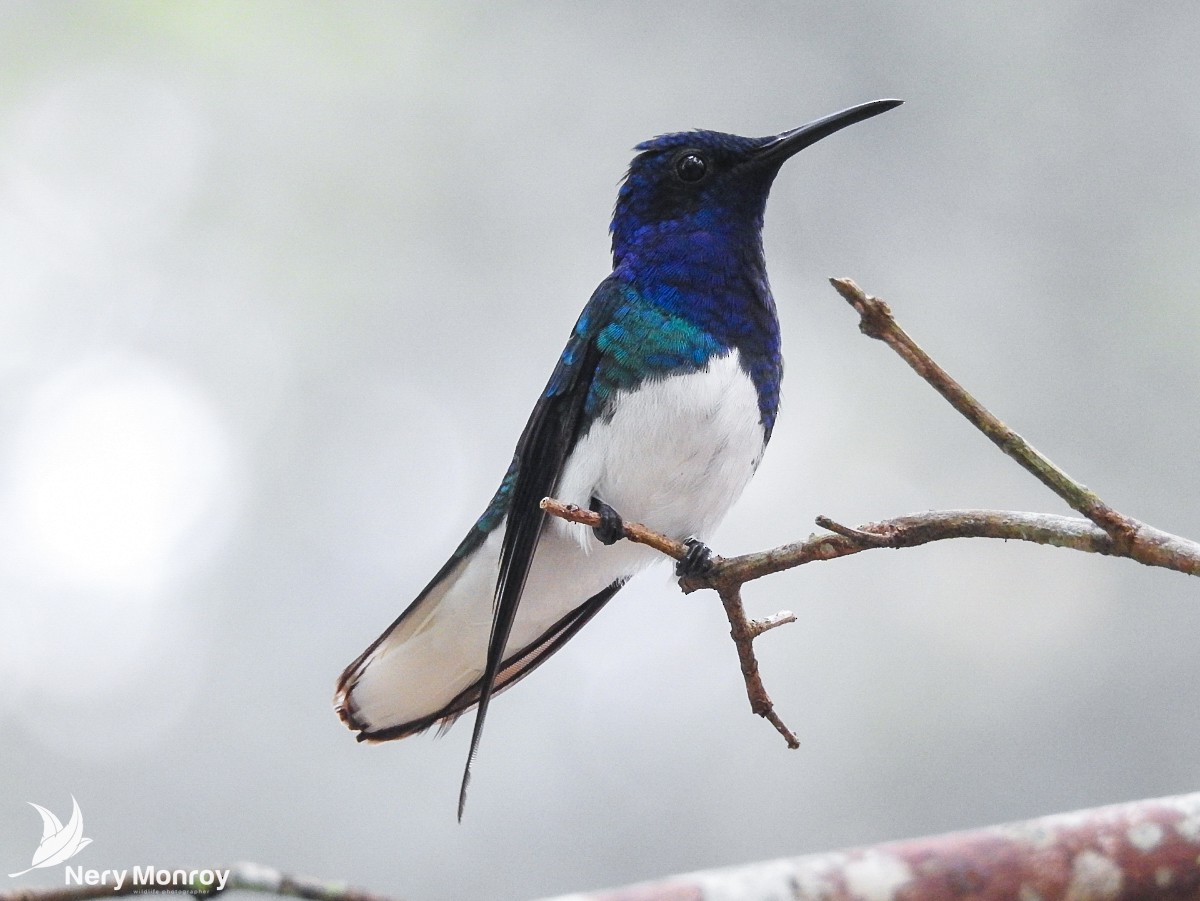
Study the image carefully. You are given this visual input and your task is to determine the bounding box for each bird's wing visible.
[457,276,630,818]
[333,281,634,752]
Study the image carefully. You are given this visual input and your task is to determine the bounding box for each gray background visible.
[2,3,1198,900]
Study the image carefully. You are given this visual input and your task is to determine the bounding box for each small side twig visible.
[814,514,895,547]
[714,581,799,748]
[747,610,797,639]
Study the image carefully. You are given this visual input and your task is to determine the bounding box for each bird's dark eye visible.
[674,151,708,183]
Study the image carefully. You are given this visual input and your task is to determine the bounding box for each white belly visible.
[554,348,767,545]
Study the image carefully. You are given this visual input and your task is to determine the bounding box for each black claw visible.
[589,497,625,546]
[676,538,714,578]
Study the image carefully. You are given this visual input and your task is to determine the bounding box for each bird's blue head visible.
[610,99,902,274]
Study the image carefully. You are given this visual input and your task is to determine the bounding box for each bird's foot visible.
[589,497,625,546]
[676,538,715,578]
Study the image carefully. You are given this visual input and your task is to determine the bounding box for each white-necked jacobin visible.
[335,99,902,817]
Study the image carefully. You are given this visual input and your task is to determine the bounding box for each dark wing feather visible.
[433,578,624,737]
[456,279,622,819]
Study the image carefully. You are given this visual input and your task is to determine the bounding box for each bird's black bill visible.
[756,98,903,163]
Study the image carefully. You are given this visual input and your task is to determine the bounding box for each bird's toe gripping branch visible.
[588,497,626,546]
[675,538,715,578]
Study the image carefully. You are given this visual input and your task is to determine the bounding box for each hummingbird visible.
[335,99,901,817]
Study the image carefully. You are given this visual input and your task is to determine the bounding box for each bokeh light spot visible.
[6,356,233,595]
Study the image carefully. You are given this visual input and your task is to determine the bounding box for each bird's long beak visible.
[756,98,903,164]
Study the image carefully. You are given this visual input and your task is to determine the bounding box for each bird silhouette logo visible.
[9,795,92,877]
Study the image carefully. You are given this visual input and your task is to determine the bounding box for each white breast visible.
[554,348,767,546]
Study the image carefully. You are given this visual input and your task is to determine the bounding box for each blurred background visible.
[1,2,1198,899]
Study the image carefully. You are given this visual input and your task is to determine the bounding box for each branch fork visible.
[540,496,801,748]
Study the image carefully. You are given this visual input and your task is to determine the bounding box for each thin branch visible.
[538,498,694,562]
[718,508,1200,583]
[829,277,1141,549]
[714,580,799,748]
[541,502,1199,592]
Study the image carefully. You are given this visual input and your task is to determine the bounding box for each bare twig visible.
[747,610,796,638]
[543,503,1199,587]
[829,277,1141,549]
[714,581,799,748]
[538,498,692,562]
[719,508,1200,583]
[814,514,896,546]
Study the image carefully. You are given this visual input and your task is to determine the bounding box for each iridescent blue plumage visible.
[335,99,901,819]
